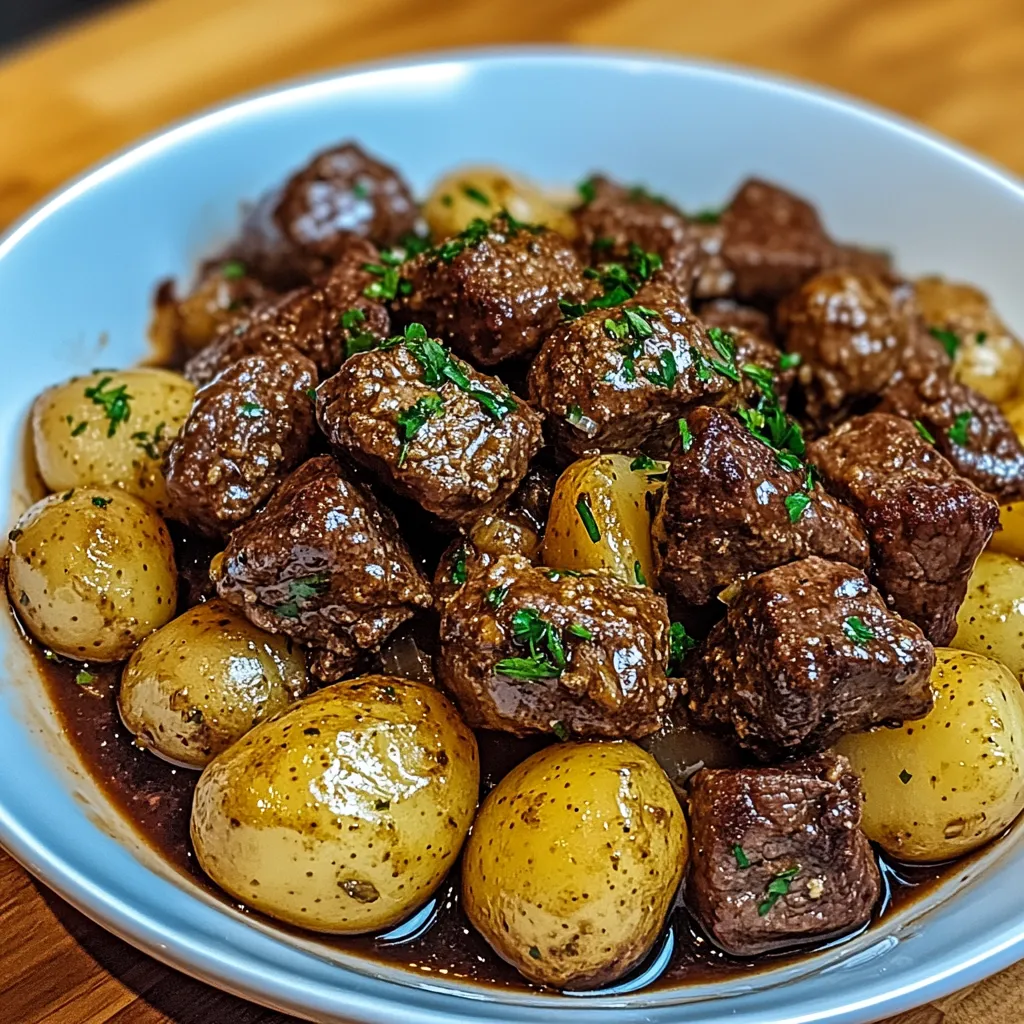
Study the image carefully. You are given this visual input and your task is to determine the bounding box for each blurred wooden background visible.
[2,0,1024,1021]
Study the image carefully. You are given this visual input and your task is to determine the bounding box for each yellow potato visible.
[6,488,177,661]
[915,276,1024,405]
[32,368,194,513]
[462,740,686,989]
[952,551,1024,677]
[541,453,665,587]
[118,599,308,769]
[191,675,479,933]
[422,166,576,241]
[836,648,1024,862]
[990,502,1024,559]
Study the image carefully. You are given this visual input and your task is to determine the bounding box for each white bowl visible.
[1,46,1023,1024]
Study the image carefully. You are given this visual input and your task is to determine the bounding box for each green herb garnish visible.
[843,616,876,645]
[678,417,693,452]
[75,669,96,687]
[667,621,696,675]
[239,401,264,419]
[70,421,88,437]
[450,545,468,586]
[948,410,973,446]
[758,866,800,916]
[362,261,412,301]
[340,308,379,359]
[487,585,510,609]
[784,491,811,523]
[779,352,802,370]
[221,259,246,280]
[928,326,960,359]
[90,496,111,508]
[552,721,569,741]
[396,393,444,466]
[633,560,647,586]
[568,623,594,640]
[575,494,601,542]
[691,207,722,224]
[577,177,597,204]
[559,245,662,320]
[131,421,166,460]
[645,349,679,389]
[84,377,132,437]
[273,573,331,619]
[913,419,936,444]
[462,184,490,205]
[631,454,657,472]
[733,845,750,869]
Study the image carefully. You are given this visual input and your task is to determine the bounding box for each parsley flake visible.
[340,308,379,359]
[220,259,246,280]
[131,421,166,460]
[70,421,88,437]
[678,417,693,452]
[645,349,678,389]
[487,585,510,609]
[84,377,132,437]
[552,721,569,741]
[928,325,960,359]
[758,866,800,916]
[274,573,331,619]
[450,545,468,586]
[75,669,96,687]
[568,623,594,640]
[948,410,973,446]
[667,621,696,675]
[633,560,647,586]
[843,616,876,645]
[784,491,812,523]
[91,496,111,508]
[779,351,802,371]
[913,419,936,444]
[577,177,597,204]
[529,945,542,960]
[362,261,412,301]
[630,454,657,472]
[396,393,444,466]
[733,845,750,869]
[461,184,490,205]
[575,494,601,542]
[239,402,264,419]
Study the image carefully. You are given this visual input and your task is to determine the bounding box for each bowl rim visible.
[2,43,1024,1024]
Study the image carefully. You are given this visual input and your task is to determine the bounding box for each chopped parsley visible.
[568,623,594,640]
[362,261,412,301]
[70,421,88,437]
[690,207,722,224]
[633,560,647,586]
[352,181,370,199]
[742,363,775,394]
[90,496,111,508]
[306,387,318,403]
[948,410,973,446]
[494,608,581,681]
[976,331,988,344]
[913,419,936,444]
[461,184,490,205]
[220,259,246,280]
[784,491,812,523]
[450,545,468,586]
[706,327,741,382]
[758,866,800,916]
[928,325,960,359]
[575,494,601,542]
[779,351,802,371]
[645,349,679,389]
[340,308,379,359]
[631,454,657,472]
[239,401,264,419]
[132,421,166,460]
[440,193,453,207]
[667,621,696,675]
[843,616,876,645]
[551,721,570,741]
[577,177,598,204]
[75,669,96,687]
[899,768,913,785]
[604,306,661,381]
[733,845,750,869]
[529,945,542,960]
[559,244,662,320]
[487,585,510,609]
[678,417,693,452]
[84,377,132,437]
[627,183,670,206]
[274,573,331,619]
[395,393,444,466]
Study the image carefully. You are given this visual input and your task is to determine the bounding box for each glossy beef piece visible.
[696,178,889,303]
[778,270,914,422]
[399,214,593,366]
[571,176,700,295]
[685,557,935,759]
[236,142,419,287]
[316,341,544,523]
[184,238,390,386]
[437,553,674,738]
[808,413,999,643]
[528,282,773,459]
[164,350,317,536]
[876,370,1024,503]
[654,407,869,605]
[687,753,881,956]
[214,455,432,679]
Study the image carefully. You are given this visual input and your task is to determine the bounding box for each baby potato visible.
[6,488,177,661]
[32,368,194,513]
[191,675,479,933]
[836,648,1024,862]
[118,599,308,769]
[952,551,1024,677]
[541,453,665,587]
[423,166,576,241]
[462,741,686,990]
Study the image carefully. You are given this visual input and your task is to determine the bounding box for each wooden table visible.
[2,0,1024,1020]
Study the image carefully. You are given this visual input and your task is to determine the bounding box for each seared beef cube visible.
[778,270,916,423]
[685,557,935,758]
[437,553,674,738]
[236,141,419,287]
[653,406,869,605]
[572,176,699,296]
[184,238,390,386]
[214,455,431,679]
[399,213,593,366]
[164,350,317,536]
[687,754,881,956]
[528,283,779,458]
[316,334,543,523]
[877,369,1024,503]
[808,413,999,643]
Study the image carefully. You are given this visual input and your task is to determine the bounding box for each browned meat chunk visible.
[687,754,881,956]
[653,406,869,605]
[528,283,784,458]
[236,142,419,287]
[808,413,999,643]
[184,238,390,386]
[695,179,890,303]
[571,176,699,296]
[778,270,916,423]
[399,213,593,366]
[213,455,431,679]
[437,553,674,738]
[876,369,1024,503]
[316,329,543,523]
[164,350,316,536]
[685,557,935,758]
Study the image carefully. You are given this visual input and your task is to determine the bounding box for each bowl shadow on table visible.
[30,876,302,1023]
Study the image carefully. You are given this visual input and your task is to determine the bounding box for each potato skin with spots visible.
[836,648,1024,862]
[32,368,195,514]
[951,551,1024,677]
[461,741,686,989]
[118,599,308,769]
[6,488,177,661]
[190,675,479,933]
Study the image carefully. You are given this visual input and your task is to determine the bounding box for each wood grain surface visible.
[2,0,1024,1021]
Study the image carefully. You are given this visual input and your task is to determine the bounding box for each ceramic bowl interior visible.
[1,47,1023,1024]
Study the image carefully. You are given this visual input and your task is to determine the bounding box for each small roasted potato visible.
[990,407,1024,555]
[32,368,194,513]
[952,551,1024,677]
[6,488,177,661]
[915,276,1024,405]
[462,741,686,989]
[541,453,665,587]
[191,675,479,933]
[118,599,308,769]
[423,166,576,241]
[836,648,1024,862]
